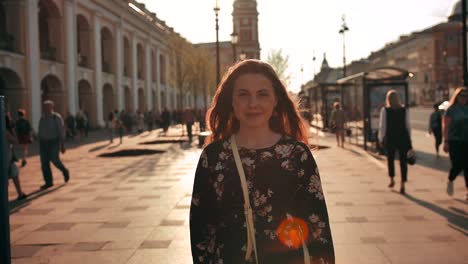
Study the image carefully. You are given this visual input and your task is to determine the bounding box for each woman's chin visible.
[239,119,269,129]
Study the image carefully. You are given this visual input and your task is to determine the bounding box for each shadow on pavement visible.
[107,143,122,150]
[88,142,112,152]
[413,150,451,173]
[9,184,66,214]
[342,146,363,156]
[404,193,468,236]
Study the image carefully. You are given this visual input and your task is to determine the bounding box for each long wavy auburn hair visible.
[205,59,308,146]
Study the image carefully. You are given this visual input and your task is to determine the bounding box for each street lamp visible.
[339,14,349,78]
[240,50,247,61]
[462,0,467,86]
[231,32,238,63]
[214,0,220,85]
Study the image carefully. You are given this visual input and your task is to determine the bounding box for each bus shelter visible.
[307,82,353,130]
[336,67,410,150]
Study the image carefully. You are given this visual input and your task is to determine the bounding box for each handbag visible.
[406,149,416,165]
[231,135,310,264]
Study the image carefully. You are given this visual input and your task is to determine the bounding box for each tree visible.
[167,33,195,109]
[266,49,291,86]
[167,33,215,110]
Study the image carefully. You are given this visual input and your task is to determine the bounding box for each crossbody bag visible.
[230,135,310,264]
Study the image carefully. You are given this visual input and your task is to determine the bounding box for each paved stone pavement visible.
[7,126,468,264]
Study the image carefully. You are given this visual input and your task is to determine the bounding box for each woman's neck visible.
[235,126,281,149]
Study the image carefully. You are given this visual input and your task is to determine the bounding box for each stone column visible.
[25,0,41,129]
[145,41,152,110]
[116,19,124,110]
[156,47,162,112]
[65,0,77,115]
[131,33,138,111]
[165,53,171,110]
[93,13,104,126]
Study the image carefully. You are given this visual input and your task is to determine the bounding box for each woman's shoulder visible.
[280,136,311,153]
[201,139,230,155]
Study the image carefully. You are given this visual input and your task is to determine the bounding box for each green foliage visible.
[266,49,291,85]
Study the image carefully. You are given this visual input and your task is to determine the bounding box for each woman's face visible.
[232,73,278,130]
[457,90,468,106]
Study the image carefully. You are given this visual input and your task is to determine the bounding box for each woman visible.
[190,60,334,264]
[443,87,468,200]
[329,102,346,147]
[15,108,33,167]
[378,90,413,194]
[428,103,442,156]
[6,113,27,200]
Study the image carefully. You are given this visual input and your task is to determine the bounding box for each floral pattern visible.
[190,136,335,264]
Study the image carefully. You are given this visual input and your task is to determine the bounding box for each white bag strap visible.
[231,135,310,264]
[231,135,259,264]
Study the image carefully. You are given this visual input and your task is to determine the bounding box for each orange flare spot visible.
[277,217,309,249]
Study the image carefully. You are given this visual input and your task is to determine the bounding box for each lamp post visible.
[339,15,349,78]
[214,0,220,85]
[312,50,316,77]
[240,50,247,61]
[462,0,467,86]
[231,32,238,63]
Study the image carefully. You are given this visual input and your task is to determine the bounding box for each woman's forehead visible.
[233,73,273,91]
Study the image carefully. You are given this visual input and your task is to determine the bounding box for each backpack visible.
[15,119,31,136]
[430,111,441,129]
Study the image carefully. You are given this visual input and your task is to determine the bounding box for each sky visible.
[140,0,459,93]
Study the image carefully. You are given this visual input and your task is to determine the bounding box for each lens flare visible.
[277,217,309,249]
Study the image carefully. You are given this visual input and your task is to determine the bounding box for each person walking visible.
[38,100,70,190]
[190,60,335,264]
[6,113,27,200]
[378,90,413,194]
[443,87,468,200]
[75,110,85,139]
[65,112,76,140]
[183,108,195,143]
[108,111,115,143]
[136,110,145,134]
[116,110,125,144]
[15,108,33,167]
[428,103,442,156]
[161,107,170,134]
[329,101,346,147]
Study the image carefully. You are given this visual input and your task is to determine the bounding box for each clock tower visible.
[232,0,260,59]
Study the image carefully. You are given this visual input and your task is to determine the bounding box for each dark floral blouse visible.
[190,135,335,264]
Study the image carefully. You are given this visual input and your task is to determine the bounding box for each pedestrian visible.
[183,108,195,143]
[161,107,170,134]
[378,90,413,194]
[136,110,145,134]
[75,110,85,138]
[145,110,154,132]
[117,110,125,143]
[428,103,442,156]
[108,111,115,143]
[443,87,468,200]
[38,100,70,189]
[190,60,335,264]
[15,108,33,167]
[197,108,207,132]
[65,112,76,140]
[6,113,27,200]
[84,110,90,137]
[329,101,346,147]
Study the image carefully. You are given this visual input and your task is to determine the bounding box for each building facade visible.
[197,0,261,81]
[0,0,194,128]
[304,1,464,106]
